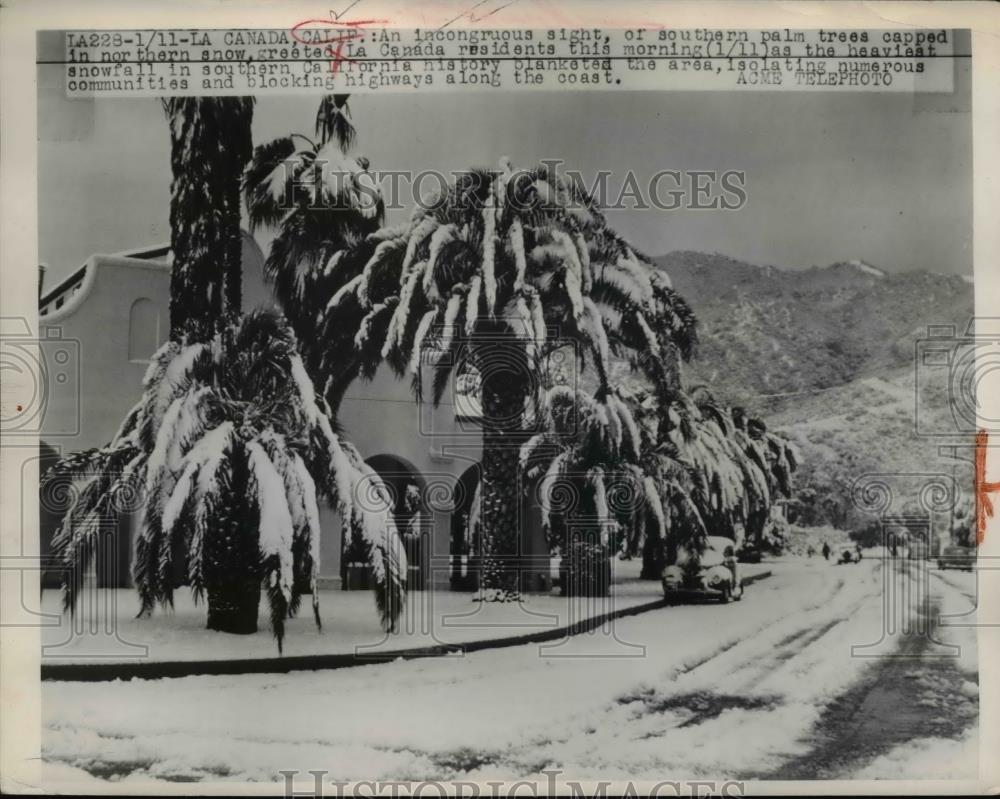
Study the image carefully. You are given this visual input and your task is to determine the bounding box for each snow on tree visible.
[43,311,407,652]
[306,159,699,601]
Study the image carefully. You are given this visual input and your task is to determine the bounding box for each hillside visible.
[766,368,971,531]
[655,251,974,417]
[647,252,975,532]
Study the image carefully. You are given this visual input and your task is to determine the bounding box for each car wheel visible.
[719,585,732,604]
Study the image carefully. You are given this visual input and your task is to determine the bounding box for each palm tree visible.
[728,404,799,546]
[164,98,255,340]
[44,311,406,650]
[244,95,385,409]
[625,382,799,576]
[335,160,696,600]
[520,384,649,594]
[42,98,406,649]
[611,383,710,577]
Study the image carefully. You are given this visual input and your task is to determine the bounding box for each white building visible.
[37,236,549,593]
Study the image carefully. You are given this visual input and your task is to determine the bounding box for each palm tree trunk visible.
[221,151,244,318]
[640,533,666,580]
[640,501,667,580]
[165,98,224,343]
[163,98,258,634]
[206,578,261,634]
[221,99,253,317]
[746,507,768,548]
[204,443,261,634]
[164,98,253,342]
[477,342,530,601]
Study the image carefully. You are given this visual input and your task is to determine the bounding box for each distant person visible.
[822,542,831,561]
[806,545,815,558]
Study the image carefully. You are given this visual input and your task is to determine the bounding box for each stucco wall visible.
[39,233,272,451]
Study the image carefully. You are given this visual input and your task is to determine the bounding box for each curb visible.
[41,571,775,683]
[742,570,772,587]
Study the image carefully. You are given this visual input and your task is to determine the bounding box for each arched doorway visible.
[356,454,429,591]
[450,463,481,591]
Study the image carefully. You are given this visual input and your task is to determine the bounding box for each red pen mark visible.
[291,12,387,75]
[974,429,1000,545]
[440,0,519,29]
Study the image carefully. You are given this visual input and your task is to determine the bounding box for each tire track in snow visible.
[461,562,887,778]
[759,564,979,780]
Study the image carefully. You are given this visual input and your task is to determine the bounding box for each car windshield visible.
[676,537,733,567]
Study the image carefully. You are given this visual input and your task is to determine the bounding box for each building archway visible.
[450,463,481,590]
[358,454,430,590]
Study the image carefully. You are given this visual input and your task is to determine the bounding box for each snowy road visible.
[41,557,979,785]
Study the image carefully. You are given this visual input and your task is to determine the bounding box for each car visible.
[937,545,975,571]
[662,535,744,604]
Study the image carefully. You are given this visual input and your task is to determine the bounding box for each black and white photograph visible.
[1,1,998,795]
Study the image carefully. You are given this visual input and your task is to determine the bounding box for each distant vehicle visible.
[737,545,762,564]
[662,536,743,604]
[937,545,975,571]
[837,548,861,565]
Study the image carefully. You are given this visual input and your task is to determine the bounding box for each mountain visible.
[654,251,974,416]
[647,251,975,533]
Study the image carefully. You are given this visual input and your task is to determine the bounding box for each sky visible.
[38,78,972,286]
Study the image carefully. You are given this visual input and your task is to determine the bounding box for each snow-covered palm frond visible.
[638,384,802,551]
[288,350,408,628]
[243,95,388,418]
[47,310,407,652]
[346,157,693,440]
[314,94,355,151]
[319,432,407,629]
[407,309,439,376]
[527,383,649,537]
[312,142,383,220]
[246,439,296,648]
[42,442,143,613]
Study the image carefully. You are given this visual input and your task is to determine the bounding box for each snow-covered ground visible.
[853,727,978,780]
[41,558,719,663]
[40,555,979,787]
